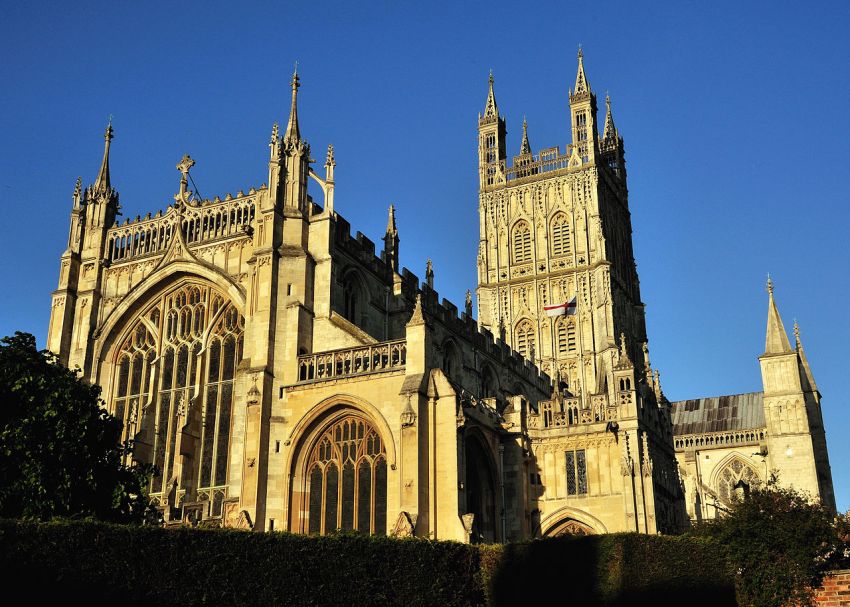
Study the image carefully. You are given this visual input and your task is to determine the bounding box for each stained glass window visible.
[305,415,388,535]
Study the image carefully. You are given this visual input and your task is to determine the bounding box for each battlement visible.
[105,187,262,264]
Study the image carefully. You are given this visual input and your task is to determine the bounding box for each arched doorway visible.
[464,434,497,543]
[544,518,595,536]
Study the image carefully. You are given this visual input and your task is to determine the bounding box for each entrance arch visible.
[464,432,497,543]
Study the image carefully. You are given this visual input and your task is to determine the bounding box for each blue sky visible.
[1,1,848,511]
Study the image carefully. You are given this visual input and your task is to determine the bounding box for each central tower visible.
[476,51,686,533]
[476,49,642,404]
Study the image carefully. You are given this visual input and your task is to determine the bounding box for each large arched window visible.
[512,221,532,264]
[110,281,244,519]
[515,319,536,360]
[550,213,572,257]
[716,457,760,505]
[306,415,387,535]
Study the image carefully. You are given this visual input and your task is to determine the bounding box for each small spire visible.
[793,319,800,346]
[465,290,473,317]
[483,71,499,118]
[325,143,335,167]
[425,259,434,288]
[72,177,82,208]
[93,122,114,194]
[270,122,279,145]
[574,47,590,94]
[793,321,819,393]
[520,116,531,155]
[603,94,618,141]
[407,294,425,326]
[764,276,792,354]
[386,204,397,236]
[284,67,301,144]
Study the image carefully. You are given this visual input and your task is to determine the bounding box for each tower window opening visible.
[512,222,532,264]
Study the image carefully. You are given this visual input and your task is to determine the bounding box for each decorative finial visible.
[270,122,279,145]
[465,290,473,316]
[793,319,800,340]
[175,154,196,205]
[578,44,583,59]
[107,113,113,128]
[767,274,774,295]
[425,258,434,288]
[74,176,82,196]
[294,60,298,76]
[326,143,335,167]
[489,68,493,84]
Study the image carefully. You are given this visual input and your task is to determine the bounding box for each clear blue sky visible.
[1,1,847,511]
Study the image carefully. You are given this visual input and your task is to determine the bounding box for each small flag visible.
[544,296,577,318]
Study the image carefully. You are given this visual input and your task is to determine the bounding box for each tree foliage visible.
[689,475,838,607]
[0,332,152,522]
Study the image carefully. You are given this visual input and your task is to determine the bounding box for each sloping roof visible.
[670,392,765,436]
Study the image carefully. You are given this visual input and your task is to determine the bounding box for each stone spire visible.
[386,203,397,236]
[483,71,499,118]
[603,94,618,141]
[764,276,792,354]
[794,321,819,394]
[573,47,590,95]
[284,67,301,145]
[519,117,531,155]
[93,121,113,194]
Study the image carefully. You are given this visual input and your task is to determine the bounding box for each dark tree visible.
[690,475,838,607]
[0,332,152,522]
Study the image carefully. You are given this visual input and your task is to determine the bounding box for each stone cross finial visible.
[176,154,196,205]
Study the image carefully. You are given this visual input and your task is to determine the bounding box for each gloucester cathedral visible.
[47,52,834,541]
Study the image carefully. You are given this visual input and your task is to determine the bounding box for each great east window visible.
[110,281,244,520]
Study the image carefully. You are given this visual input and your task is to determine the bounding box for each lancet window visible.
[306,416,387,535]
[555,318,577,357]
[550,213,572,257]
[515,319,536,360]
[566,449,588,496]
[110,281,244,519]
[512,222,532,264]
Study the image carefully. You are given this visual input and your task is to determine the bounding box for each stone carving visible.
[390,511,417,538]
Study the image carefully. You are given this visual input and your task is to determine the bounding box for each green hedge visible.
[0,519,736,606]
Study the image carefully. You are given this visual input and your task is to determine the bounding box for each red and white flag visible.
[544,296,577,318]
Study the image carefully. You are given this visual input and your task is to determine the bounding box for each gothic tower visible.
[759,279,836,510]
[476,52,685,533]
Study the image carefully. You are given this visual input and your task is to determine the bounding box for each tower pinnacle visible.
[520,117,531,155]
[284,68,301,144]
[603,94,618,141]
[764,277,792,354]
[483,71,499,118]
[93,122,113,194]
[573,47,590,95]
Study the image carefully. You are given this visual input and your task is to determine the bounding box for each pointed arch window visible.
[550,213,572,257]
[716,458,760,505]
[512,222,532,264]
[110,281,244,520]
[306,416,387,535]
[515,319,536,360]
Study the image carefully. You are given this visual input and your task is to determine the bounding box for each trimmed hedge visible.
[480,533,736,607]
[0,519,736,606]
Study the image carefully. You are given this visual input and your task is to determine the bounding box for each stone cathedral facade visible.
[47,53,834,541]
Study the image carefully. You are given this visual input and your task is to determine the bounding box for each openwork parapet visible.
[297,339,406,383]
[674,428,766,451]
[530,395,618,429]
[505,147,569,182]
[106,194,256,263]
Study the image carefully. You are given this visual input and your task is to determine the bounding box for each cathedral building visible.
[46,53,834,541]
